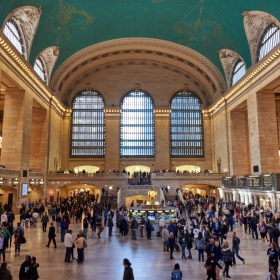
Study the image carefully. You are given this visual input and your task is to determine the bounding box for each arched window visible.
[3,18,25,56]
[170,91,203,157]
[231,60,246,86]
[71,90,105,157]
[120,91,154,157]
[34,57,47,83]
[258,23,280,61]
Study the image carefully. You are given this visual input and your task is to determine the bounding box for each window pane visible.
[3,19,24,56]
[258,24,280,61]
[232,60,246,86]
[170,91,204,157]
[120,91,155,157]
[71,90,105,156]
[34,58,47,83]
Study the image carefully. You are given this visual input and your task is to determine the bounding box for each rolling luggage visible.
[157,231,160,237]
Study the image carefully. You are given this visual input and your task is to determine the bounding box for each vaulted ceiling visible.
[1,0,280,78]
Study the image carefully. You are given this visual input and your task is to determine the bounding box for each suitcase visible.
[175,243,180,252]
[157,231,160,237]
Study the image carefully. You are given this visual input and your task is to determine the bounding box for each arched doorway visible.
[180,184,219,200]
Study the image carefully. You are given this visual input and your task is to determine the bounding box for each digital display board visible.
[22,183,28,196]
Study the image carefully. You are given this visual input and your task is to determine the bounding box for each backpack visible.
[172,270,181,280]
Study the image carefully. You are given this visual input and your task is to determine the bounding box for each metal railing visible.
[29,172,44,177]
[152,172,226,178]
[48,172,127,178]
[0,169,20,176]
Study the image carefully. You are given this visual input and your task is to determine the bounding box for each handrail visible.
[29,172,44,177]
[48,172,127,178]
[151,172,226,178]
[0,169,20,176]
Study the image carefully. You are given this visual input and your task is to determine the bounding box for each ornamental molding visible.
[219,49,246,88]
[243,10,280,64]
[3,6,42,60]
[38,46,59,86]
[62,59,212,107]
[51,38,226,96]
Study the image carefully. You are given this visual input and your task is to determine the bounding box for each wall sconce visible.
[28,187,32,193]
[12,178,19,186]
[109,186,113,190]
[38,179,44,185]
[0,178,5,185]
[266,197,270,202]
[29,179,36,185]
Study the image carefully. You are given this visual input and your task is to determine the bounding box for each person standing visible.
[130,217,138,241]
[195,232,205,262]
[222,240,232,278]
[250,216,259,240]
[123,258,135,280]
[178,230,187,260]
[171,263,182,280]
[32,211,39,228]
[56,214,62,233]
[41,212,49,232]
[82,217,89,239]
[218,220,228,245]
[14,228,23,257]
[60,219,67,242]
[159,216,165,237]
[265,267,280,280]
[205,251,223,280]
[146,218,152,240]
[103,209,108,226]
[212,239,222,280]
[0,262,13,280]
[0,232,6,262]
[108,214,114,236]
[162,225,169,252]
[46,222,57,248]
[232,232,245,265]
[30,256,40,280]
[64,230,74,262]
[168,232,175,259]
[139,216,145,237]
[75,234,87,263]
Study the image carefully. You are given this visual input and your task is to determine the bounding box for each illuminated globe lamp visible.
[148,187,157,208]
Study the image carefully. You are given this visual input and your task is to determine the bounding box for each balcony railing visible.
[0,169,20,176]
[152,172,226,178]
[29,172,44,178]
[48,172,127,179]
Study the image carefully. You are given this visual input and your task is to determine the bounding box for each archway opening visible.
[180,184,219,200]
[176,165,201,173]
[74,165,100,173]
[125,195,151,208]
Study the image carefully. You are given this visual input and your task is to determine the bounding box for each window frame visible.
[3,18,26,58]
[257,23,280,62]
[34,56,47,84]
[120,90,155,158]
[70,90,105,158]
[231,59,246,86]
[169,90,204,158]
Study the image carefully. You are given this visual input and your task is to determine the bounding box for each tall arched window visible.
[258,23,280,61]
[120,91,154,157]
[170,91,204,157]
[3,18,25,56]
[231,60,246,86]
[34,57,47,83]
[71,90,105,157]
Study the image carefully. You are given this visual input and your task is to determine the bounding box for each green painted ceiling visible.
[1,0,280,77]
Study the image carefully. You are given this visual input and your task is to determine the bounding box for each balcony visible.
[48,172,127,179]
[151,172,226,179]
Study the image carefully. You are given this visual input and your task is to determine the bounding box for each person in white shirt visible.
[1,212,7,226]
[161,225,169,251]
[64,230,74,262]
[32,212,39,228]
[159,217,166,236]
[193,225,201,249]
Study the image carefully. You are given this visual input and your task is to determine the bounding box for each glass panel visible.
[34,58,47,83]
[258,24,280,61]
[3,19,24,56]
[120,91,155,157]
[71,90,105,157]
[170,91,204,157]
[232,60,246,86]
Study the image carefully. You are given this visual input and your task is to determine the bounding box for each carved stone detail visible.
[219,49,245,88]
[51,38,226,96]
[243,10,280,64]
[5,6,42,60]
[39,46,59,86]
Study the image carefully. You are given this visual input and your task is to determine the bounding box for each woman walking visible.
[168,232,175,259]
[265,266,280,280]
[123,258,135,280]
[267,242,279,272]
[221,240,232,278]
[14,228,23,257]
[205,251,223,280]
[195,232,205,262]
[259,219,269,242]
[178,231,187,260]
[30,256,40,280]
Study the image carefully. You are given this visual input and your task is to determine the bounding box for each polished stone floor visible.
[7,216,270,280]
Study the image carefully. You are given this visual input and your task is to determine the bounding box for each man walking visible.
[232,232,245,265]
[46,222,57,248]
[108,214,114,236]
[250,216,258,240]
[161,225,169,251]
[139,216,145,237]
[96,215,104,238]
[41,212,49,232]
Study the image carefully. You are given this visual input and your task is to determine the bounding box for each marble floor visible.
[7,217,270,280]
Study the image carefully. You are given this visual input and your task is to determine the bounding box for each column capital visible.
[153,106,172,117]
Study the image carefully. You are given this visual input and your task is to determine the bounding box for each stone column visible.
[104,107,121,170]
[154,107,171,170]
[1,90,33,170]
[61,110,71,171]
[247,92,279,173]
